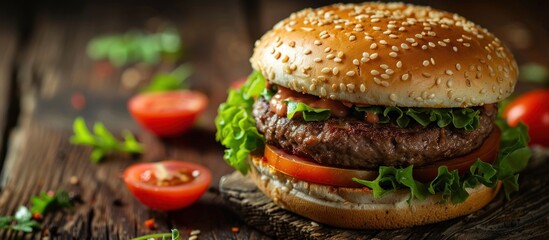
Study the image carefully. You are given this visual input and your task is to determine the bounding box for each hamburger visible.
[216,2,531,229]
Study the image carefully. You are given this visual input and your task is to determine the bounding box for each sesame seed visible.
[339,83,345,91]
[334,57,342,63]
[406,38,415,43]
[390,93,397,101]
[446,70,454,75]
[389,34,398,39]
[372,26,381,30]
[349,35,357,41]
[379,40,388,45]
[438,41,446,47]
[361,57,369,63]
[401,73,409,81]
[371,18,380,23]
[288,41,296,47]
[360,84,366,92]
[370,70,380,75]
[443,39,451,43]
[389,52,398,58]
[314,58,322,63]
[289,64,296,70]
[365,35,374,40]
[421,45,428,50]
[347,83,355,91]
[383,30,391,35]
[326,54,335,59]
[422,72,431,78]
[380,64,389,69]
[337,51,344,58]
[320,87,327,96]
[269,48,275,54]
[276,41,283,47]
[346,71,356,77]
[370,43,378,49]
[332,67,339,75]
[314,40,322,46]
[320,34,329,39]
[430,58,435,65]
[456,63,462,71]
[401,43,409,49]
[391,46,399,52]
[415,33,423,38]
[396,61,402,68]
[386,69,394,75]
[381,81,390,87]
[436,77,442,85]
[428,42,436,47]
[304,49,312,55]
[398,27,406,32]
[321,67,331,73]
[463,43,471,47]
[324,47,331,53]
[447,79,454,87]
[274,52,281,59]
[423,60,430,66]
[374,77,381,84]
[453,46,458,52]
[369,53,378,59]
[381,74,390,79]
[353,59,360,65]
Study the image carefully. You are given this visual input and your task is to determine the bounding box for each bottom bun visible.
[249,155,500,229]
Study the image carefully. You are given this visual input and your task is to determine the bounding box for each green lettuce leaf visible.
[353,118,531,204]
[355,106,480,130]
[285,101,331,121]
[215,71,266,174]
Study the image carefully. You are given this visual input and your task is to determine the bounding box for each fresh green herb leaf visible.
[141,64,193,93]
[354,117,531,204]
[355,106,480,130]
[70,117,144,163]
[131,229,180,240]
[0,207,40,233]
[87,27,182,66]
[30,190,72,215]
[285,101,331,121]
[215,71,266,174]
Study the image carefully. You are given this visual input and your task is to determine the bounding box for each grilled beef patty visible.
[253,97,496,169]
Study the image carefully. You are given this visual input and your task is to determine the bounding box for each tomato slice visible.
[123,160,212,211]
[263,128,500,187]
[504,89,549,147]
[128,90,208,137]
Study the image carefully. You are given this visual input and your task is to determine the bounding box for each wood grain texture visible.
[220,156,549,240]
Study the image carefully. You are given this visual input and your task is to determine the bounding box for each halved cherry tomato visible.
[128,90,208,136]
[504,89,549,147]
[263,128,500,187]
[123,160,212,211]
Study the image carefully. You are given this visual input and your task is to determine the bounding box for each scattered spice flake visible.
[231,227,240,233]
[71,92,86,110]
[144,218,155,230]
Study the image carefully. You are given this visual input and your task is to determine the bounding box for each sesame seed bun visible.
[249,155,501,229]
[250,2,518,107]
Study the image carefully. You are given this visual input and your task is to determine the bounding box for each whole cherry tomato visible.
[504,89,549,147]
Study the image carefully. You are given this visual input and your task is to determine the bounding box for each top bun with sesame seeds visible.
[250,2,518,107]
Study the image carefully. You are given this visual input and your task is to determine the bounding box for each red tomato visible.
[263,128,500,186]
[504,89,549,147]
[123,160,212,211]
[128,91,208,136]
[230,78,247,89]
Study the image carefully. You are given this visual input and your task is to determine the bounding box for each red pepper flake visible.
[144,218,155,229]
[231,227,239,233]
[71,93,86,110]
[33,213,42,221]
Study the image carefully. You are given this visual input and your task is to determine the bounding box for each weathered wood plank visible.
[220,155,549,240]
[0,17,18,188]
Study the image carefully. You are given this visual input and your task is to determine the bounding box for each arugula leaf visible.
[171,229,181,240]
[0,207,40,233]
[215,71,266,174]
[141,64,193,93]
[355,106,480,130]
[70,117,144,163]
[353,117,531,204]
[285,101,331,121]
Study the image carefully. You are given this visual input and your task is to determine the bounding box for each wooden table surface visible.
[0,0,547,239]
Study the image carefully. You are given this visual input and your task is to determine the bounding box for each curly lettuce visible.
[353,119,531,204]
[355,106,480,130]
[215,71,266,174]
[285,101,331,121]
